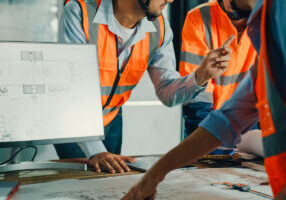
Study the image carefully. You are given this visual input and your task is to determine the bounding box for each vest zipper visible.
[102,36,134,110]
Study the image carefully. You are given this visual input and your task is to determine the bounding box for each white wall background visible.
[122,72,182,156]
[0,0,63,163]
[0,1,181,163]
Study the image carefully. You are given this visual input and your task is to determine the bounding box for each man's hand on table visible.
[121,166,165,200]
[88,152,136,174]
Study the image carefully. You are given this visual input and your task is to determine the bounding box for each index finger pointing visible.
[221,35,235,48]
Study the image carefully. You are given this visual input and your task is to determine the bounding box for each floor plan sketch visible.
[0,42,104,144]
[23,84,45,95]
[0,86,8,95]
[21,50,43,62]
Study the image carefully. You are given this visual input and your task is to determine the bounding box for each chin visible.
[154,11,163,17]
[148,9,162,17]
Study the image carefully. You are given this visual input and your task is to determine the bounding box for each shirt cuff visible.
[183,72,208,104]
[78,141,107,159]
[199,110,241,148]
[186,71,206,92]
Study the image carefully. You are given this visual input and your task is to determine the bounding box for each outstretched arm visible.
[122,65,259,200]
[121,127,221,200]
[149,16,234,107]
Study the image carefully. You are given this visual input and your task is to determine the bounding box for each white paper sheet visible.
[237,129,264,157]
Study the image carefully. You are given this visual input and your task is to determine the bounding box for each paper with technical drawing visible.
[0,42,103,143]
[13,168,272,200]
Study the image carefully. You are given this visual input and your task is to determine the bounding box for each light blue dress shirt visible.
[200,66,259,147]
[200,0,286,148]
[59,0,205,157]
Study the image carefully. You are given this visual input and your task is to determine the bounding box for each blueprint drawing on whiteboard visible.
[0,42,103,143]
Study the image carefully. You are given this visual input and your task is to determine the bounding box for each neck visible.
[231,19,247,33]
[113,0,145,29]
[222,0,247,32]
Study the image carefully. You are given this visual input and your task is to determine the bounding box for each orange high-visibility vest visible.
[179,0,257,109]
[255,0,286,196]
[64,0,165,126]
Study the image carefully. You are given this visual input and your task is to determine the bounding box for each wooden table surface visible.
[0,154,263,185]
[0,158,140,185]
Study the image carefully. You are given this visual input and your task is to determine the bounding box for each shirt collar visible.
[93,0,157,44]
[247,0,264,53]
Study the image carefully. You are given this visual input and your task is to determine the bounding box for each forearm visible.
[147,127,221,180]
[149,67,206,107]
[148,16,206,107]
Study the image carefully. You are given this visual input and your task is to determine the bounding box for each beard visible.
[147,3,166,20]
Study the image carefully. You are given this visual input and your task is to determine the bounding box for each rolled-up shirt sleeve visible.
[78,141,107,159]
[148,17,206,107]
[199,67,259,147]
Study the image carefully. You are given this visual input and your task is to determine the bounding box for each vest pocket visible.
[98,58,117,71]
[119,61,148,85]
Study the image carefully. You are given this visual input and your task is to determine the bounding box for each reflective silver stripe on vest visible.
[214,71,248,86]
[180,51,204,66]
[184,91,213,104]
[148,18,163,65]
[102,106,120,115]
[86,0,99,43]
[200,6,213,50]
[101,84,137,96]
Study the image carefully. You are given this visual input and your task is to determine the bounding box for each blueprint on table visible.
[13,168,272,200]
